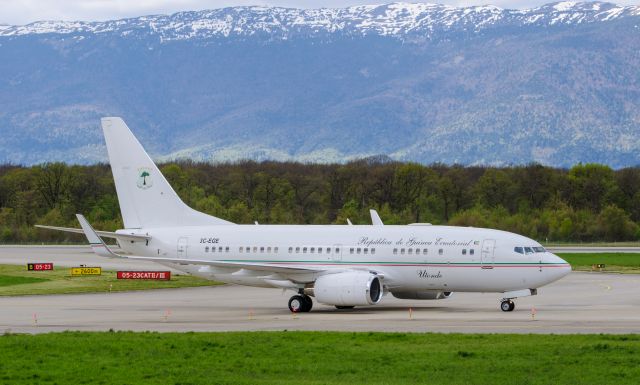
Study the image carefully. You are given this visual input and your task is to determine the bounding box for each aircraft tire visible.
[288,295,305,313]
[500,300,513,312]
[301,295,313,312]
[508,301,515,311]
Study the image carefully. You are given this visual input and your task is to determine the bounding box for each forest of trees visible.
[1,160,639,243]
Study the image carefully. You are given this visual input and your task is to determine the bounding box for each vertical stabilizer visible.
[101,117,233,228]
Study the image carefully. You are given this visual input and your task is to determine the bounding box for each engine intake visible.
[312,271,383,306]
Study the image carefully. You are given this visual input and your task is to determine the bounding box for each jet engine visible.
[391,290,452,300]
[310,271,383,306]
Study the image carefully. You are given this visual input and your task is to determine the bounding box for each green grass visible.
[557,253,640,273]
[0,332,638,384]
[544,242,640,247]
[0,275,49,287]
[0,264,220,296]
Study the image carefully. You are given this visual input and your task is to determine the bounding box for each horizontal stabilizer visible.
[35,224,150,242]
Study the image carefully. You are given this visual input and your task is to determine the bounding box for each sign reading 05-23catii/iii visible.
[117,271,171,280]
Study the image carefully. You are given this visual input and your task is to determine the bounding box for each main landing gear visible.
[500,299,515,312]
[288,294,313,313]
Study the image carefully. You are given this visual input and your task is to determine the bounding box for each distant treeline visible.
[1,160,639,243]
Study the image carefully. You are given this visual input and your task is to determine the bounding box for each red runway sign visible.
[117,271,171,280]
[27,263,53,271]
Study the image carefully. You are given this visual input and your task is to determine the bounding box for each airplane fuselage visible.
[118,224,570,294]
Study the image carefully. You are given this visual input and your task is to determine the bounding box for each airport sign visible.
[71,267,102,276]
[117,271,171,280]
[27,263,53,271]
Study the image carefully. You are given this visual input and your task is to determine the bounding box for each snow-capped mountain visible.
[1,1,639,40]
[1,2,639,166]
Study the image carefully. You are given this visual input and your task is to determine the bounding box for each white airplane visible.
[39,117,571,313]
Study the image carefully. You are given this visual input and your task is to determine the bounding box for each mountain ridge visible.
[1,1,639,167]
[1,2,639,40]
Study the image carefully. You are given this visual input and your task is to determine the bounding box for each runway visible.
[1,246,639,334]
[0,245,182,272]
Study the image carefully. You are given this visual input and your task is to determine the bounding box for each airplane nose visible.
[547,253,572,279]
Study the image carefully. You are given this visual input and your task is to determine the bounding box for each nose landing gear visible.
[500,299,515,312]
[288,294,313,313]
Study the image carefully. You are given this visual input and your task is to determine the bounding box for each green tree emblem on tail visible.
[137,168,153,189]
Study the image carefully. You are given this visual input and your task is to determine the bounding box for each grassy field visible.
[0,264,219,296]
[557,253,640,273]
[0,332,638,384]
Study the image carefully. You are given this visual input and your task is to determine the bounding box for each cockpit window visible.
[533,247,546,253]
[524,247,534,254]
[514,247,524,254]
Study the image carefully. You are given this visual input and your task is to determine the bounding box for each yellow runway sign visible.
[71,267,102,276]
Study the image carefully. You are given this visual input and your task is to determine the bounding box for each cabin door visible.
[481,239,495,269]
[177,237,188,259]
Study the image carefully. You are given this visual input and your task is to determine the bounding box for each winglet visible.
[370,209,384,226]
[76,214,120,258]
[347,218,353,226]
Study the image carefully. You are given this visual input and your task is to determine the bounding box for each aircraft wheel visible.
[288,295,305,313]
[500,300,514,312]
[301,295,313,312]
[335,305,355,310]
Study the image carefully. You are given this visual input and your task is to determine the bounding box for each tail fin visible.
[101,117,233,228]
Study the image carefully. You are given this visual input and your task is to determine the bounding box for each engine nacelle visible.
[312,271,383,306]
[391,290,452,300]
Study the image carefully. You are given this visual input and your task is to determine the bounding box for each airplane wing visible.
[35,224,150,242]
[74,214,326,274]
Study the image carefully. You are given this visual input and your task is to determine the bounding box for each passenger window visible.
[401,248,405,255]
[259,247,264,252]
[267,247,271,252]
[288,247,293,253]
[253,247,257,252]
[371,248,376,254]
[225,247,229,252]
[438,249,443,255]
[211,247,216,253]
[274,247,278,253]
[423,248,428,254]
[357,248,361,254]
[514,247,524,254]
[303,247,307,253]
[205,246,209,252]
[295,247,300,253]
[393,248,398,255]
[408,248,413,255]
[462,249,467,255]
[239,247,243,253]
[335,248,340,253]
[470,249,474,255]
[310,247,315,253]
[219,247,223,252]
[363,248,368,254]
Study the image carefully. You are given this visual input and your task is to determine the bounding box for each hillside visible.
[1,1,639,166]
